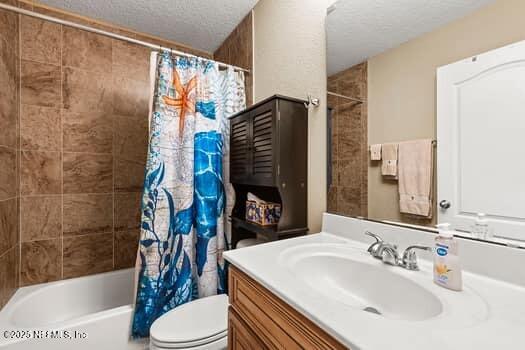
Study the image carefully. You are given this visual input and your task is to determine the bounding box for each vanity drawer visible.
[228,266,347,350]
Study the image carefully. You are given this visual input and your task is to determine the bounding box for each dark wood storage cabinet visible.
[231,99,276,186]
[229,95,308,248]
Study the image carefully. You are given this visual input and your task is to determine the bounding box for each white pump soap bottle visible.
[434,223,463,291]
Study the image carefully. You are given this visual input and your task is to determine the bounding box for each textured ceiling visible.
[327,0,496,75]
[38,0,258,53]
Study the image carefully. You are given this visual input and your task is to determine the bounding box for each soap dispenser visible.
[434,223,462,291]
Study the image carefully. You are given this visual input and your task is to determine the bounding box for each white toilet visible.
[149,294,229,350]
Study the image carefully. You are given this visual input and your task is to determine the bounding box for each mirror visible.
[326,0,525,248]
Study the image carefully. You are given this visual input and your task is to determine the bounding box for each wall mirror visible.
[326,0,525,248]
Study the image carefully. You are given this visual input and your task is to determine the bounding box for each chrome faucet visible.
[364,231,431,270]
[364,231,384,257]
[364,231,399,265]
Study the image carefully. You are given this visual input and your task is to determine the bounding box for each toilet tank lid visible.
[150,294,229,343]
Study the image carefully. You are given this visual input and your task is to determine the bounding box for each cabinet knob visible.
[282,183,286,188]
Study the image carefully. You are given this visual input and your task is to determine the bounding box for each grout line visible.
[18,148,61,154]
[62,231,114,243]
[61,63,112,75]
[111,38,116,272]
[20,236,61,244]
[60,21,64,280]
[0,144,17,151]
[17,7,22,288]
[63,230,115,240]
[63,192,114,197]
[61,150,114,156]
[18,147,62,153]
[15,6,22,288]
[17,192,139,198]
[19,56,61,67]
[0,196,18,202]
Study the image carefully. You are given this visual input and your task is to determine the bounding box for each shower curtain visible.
[132,51,246,338]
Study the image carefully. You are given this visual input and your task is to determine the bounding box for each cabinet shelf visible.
[231,217,308,240]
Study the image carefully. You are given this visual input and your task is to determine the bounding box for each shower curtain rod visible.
[327,91,365,103]
[0,2,250,73]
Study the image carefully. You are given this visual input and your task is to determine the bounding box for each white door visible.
[437,40,525,242]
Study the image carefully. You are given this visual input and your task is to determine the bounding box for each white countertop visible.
[223,232,525,350]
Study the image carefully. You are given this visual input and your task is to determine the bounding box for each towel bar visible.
[368,140,437,150]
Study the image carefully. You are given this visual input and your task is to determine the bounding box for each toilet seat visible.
[150,332,227,349]
[150,294,229,350]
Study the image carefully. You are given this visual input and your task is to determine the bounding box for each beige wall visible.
[367,0,525,224]
[252,0,329,232]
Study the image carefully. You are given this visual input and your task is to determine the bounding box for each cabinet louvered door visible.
[230,114,251,184]
[250,102,276,186]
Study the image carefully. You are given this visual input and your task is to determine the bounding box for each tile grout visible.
[60,21,64,281]
[17,7,22,289]
[18,149,113,156]
[63,231,115,240]
[111,36,116,271]
[0,144,18,151]
[18,192,125,198]
[20,236,61,244]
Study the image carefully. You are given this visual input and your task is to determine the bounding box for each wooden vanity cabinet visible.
[228,266,347,350]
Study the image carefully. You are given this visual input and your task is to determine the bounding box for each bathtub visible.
[0,268,147,350]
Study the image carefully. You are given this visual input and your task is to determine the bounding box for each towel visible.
[398,139,434,218]
[381,143,399,177]
[370,144,382,160]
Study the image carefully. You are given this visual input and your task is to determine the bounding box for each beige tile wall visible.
[0,0,215,297]
[327,62,368,218]
[0,0,20,310]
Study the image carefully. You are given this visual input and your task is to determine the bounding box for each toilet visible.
[149,294,229,350]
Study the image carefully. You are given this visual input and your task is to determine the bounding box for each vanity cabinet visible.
[228,266,347,350]
[229,95,309,247]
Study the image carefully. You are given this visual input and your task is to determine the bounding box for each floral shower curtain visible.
[132,51,246,338]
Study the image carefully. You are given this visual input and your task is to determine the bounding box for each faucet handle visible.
[401,245,432,270]
[380,244,399,265]
[364,231,384,257]
[364,230,383,243]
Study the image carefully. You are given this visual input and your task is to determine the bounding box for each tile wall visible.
[0,0,214,299]
[214,12,253,106]
[327,62,368,217]
[0,0,20,309]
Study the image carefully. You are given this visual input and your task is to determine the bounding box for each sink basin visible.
[279,244,443,321]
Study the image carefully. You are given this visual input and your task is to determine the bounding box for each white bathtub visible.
[0,269,147,350]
